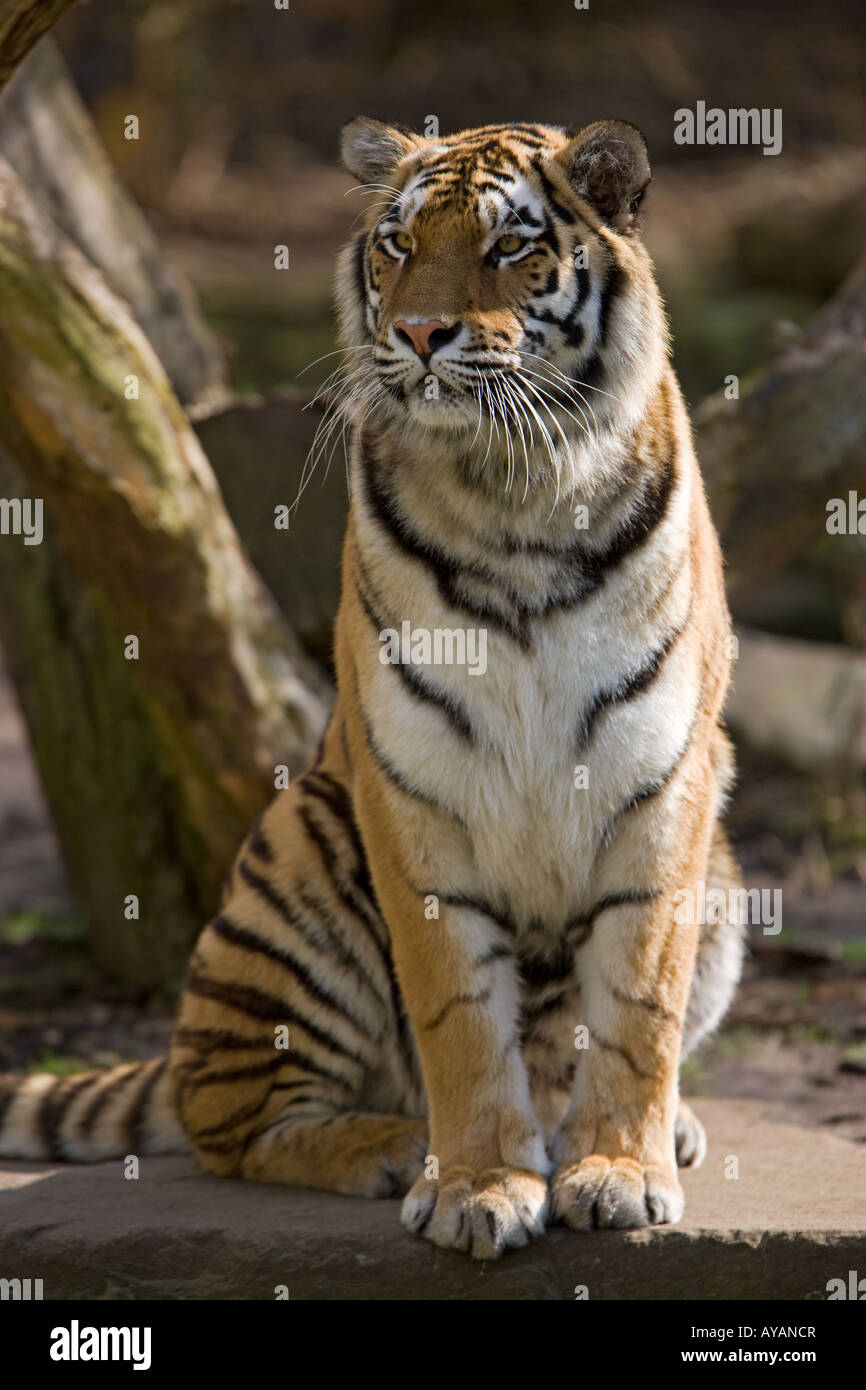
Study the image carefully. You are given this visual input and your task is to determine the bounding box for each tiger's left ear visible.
[555,120,651,232]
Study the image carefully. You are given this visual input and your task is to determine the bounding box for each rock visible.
[0,1099,863,1300]
[727,627,866,773]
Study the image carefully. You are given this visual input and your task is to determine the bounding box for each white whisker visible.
[520,350,624,405]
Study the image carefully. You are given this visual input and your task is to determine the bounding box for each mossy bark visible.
[0,39,230,413]
[0,158,330,986]
[0,0,77,93]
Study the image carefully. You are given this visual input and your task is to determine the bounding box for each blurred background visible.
[0,0,865,1144]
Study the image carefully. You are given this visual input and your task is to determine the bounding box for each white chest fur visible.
[354,447,696,928]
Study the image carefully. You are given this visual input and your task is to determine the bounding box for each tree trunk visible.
[697,253,866,606]
[0,38,229,413]
[0,0,78,93]
[195,390,347,672]
[0,157,330,987]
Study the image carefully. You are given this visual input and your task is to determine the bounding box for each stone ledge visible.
[0,1099,864,1300]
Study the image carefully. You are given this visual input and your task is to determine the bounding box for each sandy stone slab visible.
[0,1099,863,1300]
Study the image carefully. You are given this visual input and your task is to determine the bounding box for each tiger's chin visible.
[402,389,479,432]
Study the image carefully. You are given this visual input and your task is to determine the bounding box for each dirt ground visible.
[2,645,866,1145]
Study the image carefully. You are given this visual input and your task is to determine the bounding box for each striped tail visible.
[0,1058,189,1162]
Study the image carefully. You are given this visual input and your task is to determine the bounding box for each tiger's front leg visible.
[356,781,549,1260]
[551,786,712,1232]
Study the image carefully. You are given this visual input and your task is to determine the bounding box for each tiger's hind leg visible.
[676,820,746,1170]
[239,1111,427,1197]
[674,1100,707,1170]
[169,713,428,1197]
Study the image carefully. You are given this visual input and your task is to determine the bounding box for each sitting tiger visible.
[0,118,744,1260]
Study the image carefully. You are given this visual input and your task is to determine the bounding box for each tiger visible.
[0,117,744,1261]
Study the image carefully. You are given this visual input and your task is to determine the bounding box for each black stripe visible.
[595,255,625,351]
[476,177,517,199]
[211,906,376,1043]
[355,559,475,743]
[430,892,518,937]
[527,1059,577,1092]
[183,965,366,1071]
[296,775,380,913]
[362,442,676,642]
[520,990,568,1027]
[360,406,676,649]
[253,1047,356,1095]
[577,452,677,598]
[575,605,690,749]
[641,555,686,624]
[77,1063,143,1137]
[234,860,310,933]
[605,979,678,1025]
[360,436,531,647]
[298,771,384,925]
[385,655,475,743]
[297,858,392,1004]
[566,888,661,949]
[423,988,492,1031]
[600,715,696,844]
[38,1072,96,1161]
[590,1029,652,1078]
[295,799,390,950]
[190,1095,271,1141]
[518,940,575,989]
[296,886,390,1018]
[577,250,625,387]
[473,943,514,967]
[579,352,603,389]
[406,172,442,194]
[173,1027,275,1055]
[242,1110,341,1152]
[295,792,415,1079]
[309,722,329,773]
[300,772,362,847]
[352,231,368,311]
[524,240,590,345]
[126,1058,167,1155]
[362,430,672,642]
[247,815,275,863]
[359,704,465,825]
[460,123,550,144]
[532,158,576,224]
[188,1054,288,1087]
[228,865,381,1020]
[193,1135,251,1158]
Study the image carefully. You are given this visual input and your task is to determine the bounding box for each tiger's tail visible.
[0,1058,189,1162]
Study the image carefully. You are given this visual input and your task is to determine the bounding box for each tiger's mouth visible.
[370,340,598,452]
[385,357,587,443]
[381,364,488,430]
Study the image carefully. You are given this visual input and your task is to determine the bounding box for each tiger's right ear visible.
[340,118,423,185]
[556,120,651,232]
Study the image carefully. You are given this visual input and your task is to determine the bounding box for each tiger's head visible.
[335,118,669,459]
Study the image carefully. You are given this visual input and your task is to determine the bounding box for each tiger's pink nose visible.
[393,318,452,362]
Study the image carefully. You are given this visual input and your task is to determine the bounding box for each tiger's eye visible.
[393,231,413,251]
[496,234,523,254]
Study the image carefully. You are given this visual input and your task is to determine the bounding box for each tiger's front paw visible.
[550,1155,684,1231]
[402,1165,548,1260]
